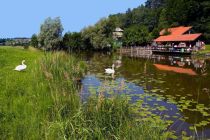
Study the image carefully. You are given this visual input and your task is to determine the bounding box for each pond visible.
[79,52,210,138]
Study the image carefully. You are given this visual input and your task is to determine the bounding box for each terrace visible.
[152,26,205,54]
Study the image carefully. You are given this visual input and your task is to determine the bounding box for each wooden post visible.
[137,48,139,56]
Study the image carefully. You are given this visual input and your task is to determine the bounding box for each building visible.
[113,27,124,48]
[113,27,123,39]
[153,26,204,54]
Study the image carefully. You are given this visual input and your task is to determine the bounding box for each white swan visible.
[105,64,115,74]
[14,60,27,71]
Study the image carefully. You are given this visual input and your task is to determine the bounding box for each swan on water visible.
[14,60,27,71]
[105,64,115,74]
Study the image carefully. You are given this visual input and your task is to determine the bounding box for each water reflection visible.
[154,64,197,75]
[78,52,210,138]
[151,55,208,75]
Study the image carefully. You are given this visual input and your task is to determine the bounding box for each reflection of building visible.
[153,26,204,54]
[152,55,208,75]
[154,64,197,75]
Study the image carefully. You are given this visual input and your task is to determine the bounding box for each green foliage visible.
[145,0,165,9]
[165,0,187,26]
[165,0,210,42]
[151,27,160,39]
[63,32,83,50]
[30,34,38,48]
[123,25,151,46]
[112,40,122,50]
[131,6,160,31]
[124,8,134,28]
[81,18,115,50]
[38,17,63,50]
[158,8,169,30]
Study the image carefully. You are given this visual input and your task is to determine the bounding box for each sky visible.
[0,0,146,38]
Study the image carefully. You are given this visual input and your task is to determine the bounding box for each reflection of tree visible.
[201,62,208,76]
[192,59,205,70]
[144,60,147,74]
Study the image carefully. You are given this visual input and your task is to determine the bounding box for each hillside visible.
[63,0,210,50]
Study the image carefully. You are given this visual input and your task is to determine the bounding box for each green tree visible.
[131,5,159,32]
[158,8,169,30]
[123,25,151,46]
[145,0,165,9]
[124,8,134,28]
[30,34,38,48]
[38,17,63,50]
[81,18,114,50]
[63,32,83,50]
[165,0,185,26]
[151,28,160,39]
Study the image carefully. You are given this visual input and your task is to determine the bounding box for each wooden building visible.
[113,27,123,39]
[153,26,204,54]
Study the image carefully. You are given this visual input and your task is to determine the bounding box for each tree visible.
[38,17,63,50]
[145,0,165,9]
[123,25,151,46]
[124,8,133,28]
[81,18,114,50]
[158,8,169,30]
[30,34,38,48]
[63,32,83,50]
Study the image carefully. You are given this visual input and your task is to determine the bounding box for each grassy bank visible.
[0,46,174,139]
[195,45,210,55]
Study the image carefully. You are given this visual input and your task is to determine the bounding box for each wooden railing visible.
[117,47,153,58]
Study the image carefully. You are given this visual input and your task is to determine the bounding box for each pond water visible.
[79,52,210,138]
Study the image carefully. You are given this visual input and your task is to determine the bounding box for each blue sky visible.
[0,0,146,38]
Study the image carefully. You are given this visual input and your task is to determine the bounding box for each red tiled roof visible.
[159,26,192,36]
[154,33,202,42]
[155,26,202,42]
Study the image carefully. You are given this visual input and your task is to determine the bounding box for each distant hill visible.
[0,38,31,46]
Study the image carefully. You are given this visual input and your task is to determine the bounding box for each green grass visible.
[196,45,210,55]
[0,46,174,139]
[0,46,45,139]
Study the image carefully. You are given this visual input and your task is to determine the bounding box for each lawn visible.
[0,46,43,91]
[0,46,44,139]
